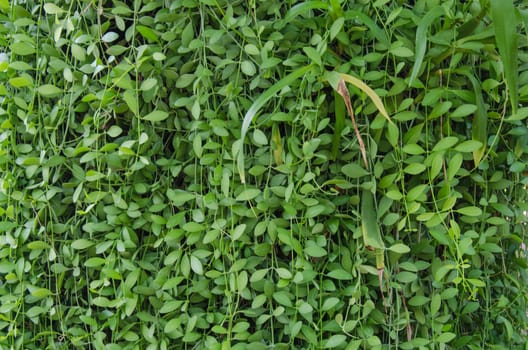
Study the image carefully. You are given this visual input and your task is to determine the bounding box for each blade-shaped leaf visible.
[361,189,384,250]
[284,1,330,22]
[238,65,314,183]
[490,0,518,113]
[408,6,445,86]
[344,10,390,46]
[457,68,487,166]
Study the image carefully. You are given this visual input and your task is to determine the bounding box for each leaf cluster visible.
[0,0,527,349]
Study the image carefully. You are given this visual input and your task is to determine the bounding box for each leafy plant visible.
[0,0,527,349]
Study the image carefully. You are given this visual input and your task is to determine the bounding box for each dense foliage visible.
[0,0,527,348]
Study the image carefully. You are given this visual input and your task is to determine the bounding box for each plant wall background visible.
[0,0,527,349]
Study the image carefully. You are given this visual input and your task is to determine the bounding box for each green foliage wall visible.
[0,0,527,349]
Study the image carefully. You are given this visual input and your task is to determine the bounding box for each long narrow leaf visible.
[361,189,384,250]
[331,90,345,160]
[238,65,314,183]
[457,68,488,166]
[284,1,330,22]
[408,6,445,86]
[456,2,488,39]
[344,10,390,46]
[490,0,518,113]
[326,71,392,124]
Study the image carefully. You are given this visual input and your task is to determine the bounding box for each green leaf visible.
[327,269,353,280]
[454,140,483,153]
[238,65,314,183]
[341,163,369,178]
[140,78,158,91]
[490,0,518,113]
[456,206,482,217]
[409,6,445,85]
[236,188,261,201]
[241,60,257,76]
[305,205,326,218]
[102,32,119,43]
[107,125,123,138]
[231,224,246,241]
[143,110,169,122]
[37,84,62,97]
[273,291,293,307]
[437,332,456,343]
[343,10,390,46]
[31,287,53,298]
[190,255,203,275]
[9,76,33,88]
[395,271,417,283]
[27,241,50,250]
[404,163,426,175]
[164,319,180,334]
[408,295,429,306]
[430,293,441,315]
[252,129,268,145]
[428,101,452,120]
[123,90,139,116]
[432,136,458,152]
[304,240,327,257]
[285,1,330,22]
[71,239,95,250]
[303,47,321,66]
[244,44,259,55]
[324,335,347,348]
[330,17,345,40]
[388,243,410,254]
[43,3,65,14]
[84,257,106,267]
[11,42,35,55]
[457,70,488,166]
[451,104,477,118]
[361,190,384,250]
[136,25,158,42]
[402,144,425,155]
[250,269,268,283]
[322,297,340,311]
[167,189,195,206]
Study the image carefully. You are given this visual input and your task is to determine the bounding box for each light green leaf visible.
[37,84,62,97]
[456,206,482,217]
[123,90,139,116]
[388,243,410,254]
[324,334,347,348]
[71,239,95,250]
[84,257,106,267]
[236,188,261,201]
[44,3,65,14]
[143,110,169,122]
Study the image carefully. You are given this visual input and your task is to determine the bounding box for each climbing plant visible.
[0,0,527,349]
